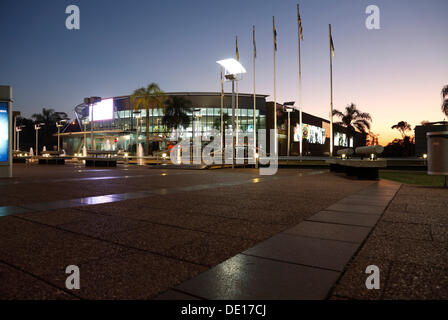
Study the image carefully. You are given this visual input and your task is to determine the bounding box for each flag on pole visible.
[329,25,335,56]
[273,16,277,51]
[297,4,303,41]
[220,70,224,95]
[236,36,239,61]
[253,25,256,59]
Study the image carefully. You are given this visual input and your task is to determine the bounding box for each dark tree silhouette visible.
[131,83,166,155]
[332,103,372,135]
[162,96,191,141]
[442,85,448,117]
[391,121,412,139]
[31,108,69,150]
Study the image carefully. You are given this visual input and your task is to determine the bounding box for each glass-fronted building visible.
[61,92,268,155]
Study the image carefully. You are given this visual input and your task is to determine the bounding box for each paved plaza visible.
[0,164,447,299]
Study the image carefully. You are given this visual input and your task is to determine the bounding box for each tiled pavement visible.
[157,180,401,300]
[3,165,446,299]
[0,165,374,299]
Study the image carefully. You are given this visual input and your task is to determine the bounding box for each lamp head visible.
[217,58,246,77]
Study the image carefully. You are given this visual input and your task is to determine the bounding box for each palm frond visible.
[441,85,448,99]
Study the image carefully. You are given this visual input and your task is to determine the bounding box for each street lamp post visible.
[34,123,45,156]
[82,119,88,149]
[216,59,246,168]
[283,102,295,158]
[16,125,25,151]
[56,120,67,152]
[133,111,141,153]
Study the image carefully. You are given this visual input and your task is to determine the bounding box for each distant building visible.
[414,121,448,156]
[266,102,366,156]
[60,92,366,156]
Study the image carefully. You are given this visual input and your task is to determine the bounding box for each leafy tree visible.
[391,121,412,139]
[162,96,191,141]
[131,83,166,155]
[332,103,372,135]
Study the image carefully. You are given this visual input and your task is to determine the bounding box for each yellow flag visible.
[236,36,239,61]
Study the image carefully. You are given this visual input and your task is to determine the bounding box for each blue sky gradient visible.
[1,0,447,143]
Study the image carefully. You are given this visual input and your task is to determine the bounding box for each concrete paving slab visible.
[166,232,257,266]
[0,262,76,300]
[16,208,93,226]
[307,210,380,227]
[325,203,385,215]
[176,254,340,300]
[44,252,206,299]
[284,221,371,244]
[0,217,131,276]
[101,222,202,253]
[243,233,360,271]
[57,214,149,238]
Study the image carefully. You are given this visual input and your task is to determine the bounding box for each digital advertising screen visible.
[89,98,113,121]
[335,132,349,147]
[294,123,326,145]
[0,102,9,162]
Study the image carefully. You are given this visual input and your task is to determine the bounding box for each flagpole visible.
[235,36,239,151]
[297,4,303,158]
[253,25,258,168]
[273,16,277,155]
[329,24,334,157]
[220,68,224,151]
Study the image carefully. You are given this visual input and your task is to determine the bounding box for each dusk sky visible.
[1,0,447,144]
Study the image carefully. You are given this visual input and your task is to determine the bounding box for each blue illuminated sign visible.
[0,102,9,162]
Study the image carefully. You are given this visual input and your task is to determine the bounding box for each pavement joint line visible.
[167,180,402,300]
[2,170,323,218]
[169,288,206,300]
[240,252,344,273]
[282,227,371,245]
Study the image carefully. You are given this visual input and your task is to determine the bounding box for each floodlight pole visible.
[286,108,293,157]
[90,105,94,151]
[34,124,43,156]
[83,120,88,148]
[16,128,19,151]
[231,79,235,169]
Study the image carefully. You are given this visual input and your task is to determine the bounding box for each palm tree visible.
[212,112,232,131]
[32,107,69,125]
[332,103,372,135]
[162,96,191,141]
[442,85,448,117]
[131,83,166,155]
[391,121,412,139]
[31,108,69,149]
